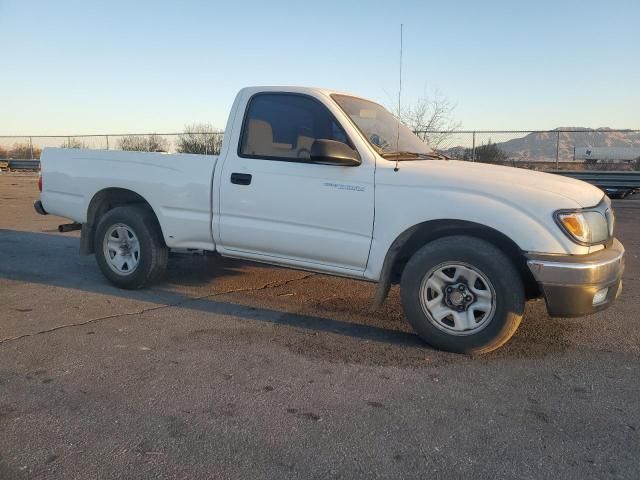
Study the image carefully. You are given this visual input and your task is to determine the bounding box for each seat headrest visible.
[244,119,273,155]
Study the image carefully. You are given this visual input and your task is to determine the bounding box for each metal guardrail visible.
[3,159,40,170]
[547,170,640,190]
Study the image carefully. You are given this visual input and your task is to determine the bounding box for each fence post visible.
[471,131,476,162]
[105,135,109,150]
[555,131,560,169]
[67,136,71,149]
[29,137,34,160]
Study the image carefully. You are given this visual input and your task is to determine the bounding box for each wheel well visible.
[81,188,157,255]
[375,220,539,305]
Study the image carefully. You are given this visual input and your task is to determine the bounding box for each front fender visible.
[365,184,588,282]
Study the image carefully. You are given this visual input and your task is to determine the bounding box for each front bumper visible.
[526,238,624,317]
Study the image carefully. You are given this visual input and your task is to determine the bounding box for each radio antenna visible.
[394,24,403,172]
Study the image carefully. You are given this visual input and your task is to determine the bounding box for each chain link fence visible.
[415,129,640,171]
[0,132,224,163]
[2,129,639,171]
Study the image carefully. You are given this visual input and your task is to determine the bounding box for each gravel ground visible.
[1,173,638,479]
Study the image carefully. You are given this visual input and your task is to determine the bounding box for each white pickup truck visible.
[35,86,625,354]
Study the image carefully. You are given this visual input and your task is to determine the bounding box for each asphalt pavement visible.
[1,174,638,479]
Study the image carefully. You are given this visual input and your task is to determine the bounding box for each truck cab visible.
[35,86,625,354]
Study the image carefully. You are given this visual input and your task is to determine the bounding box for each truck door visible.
[217,92,375,273]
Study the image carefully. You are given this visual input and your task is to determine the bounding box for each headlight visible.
[556,210,609,245]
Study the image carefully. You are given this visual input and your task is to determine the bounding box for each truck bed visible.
[40,148,218,250]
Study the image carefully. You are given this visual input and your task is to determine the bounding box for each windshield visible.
[331,94,434,156]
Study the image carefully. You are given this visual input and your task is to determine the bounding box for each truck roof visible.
[240,85,358,99]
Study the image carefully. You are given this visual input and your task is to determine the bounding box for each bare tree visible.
[7,143,42,159]
[463,140,507,164]
[60,138,89,149]
[399,93,461,150]
[118,134,169,152]
[118,136,146,151]
[176,123,223,155]
[146,134,169,152]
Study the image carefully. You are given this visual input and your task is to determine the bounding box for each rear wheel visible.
[400,236,525,354]
[94,205,168,289]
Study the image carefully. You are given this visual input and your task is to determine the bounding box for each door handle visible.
[230,173,252,185]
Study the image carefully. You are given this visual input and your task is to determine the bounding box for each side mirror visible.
[310,139,361,167]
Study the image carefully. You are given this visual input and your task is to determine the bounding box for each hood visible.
[391,160,604,208]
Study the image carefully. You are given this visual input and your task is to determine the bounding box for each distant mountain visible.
[499,128,640,161]
[443,128,640,162]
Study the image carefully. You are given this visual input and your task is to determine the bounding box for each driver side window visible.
[239,93,351,161]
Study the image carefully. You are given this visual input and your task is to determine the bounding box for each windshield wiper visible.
[381,151,447,160]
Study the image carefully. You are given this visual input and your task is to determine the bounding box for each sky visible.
[1,0,638,135]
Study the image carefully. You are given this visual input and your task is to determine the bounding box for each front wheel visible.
[400,236,525,354]
[94,205,168,289]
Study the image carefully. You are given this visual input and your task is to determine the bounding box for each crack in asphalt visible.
[0,273,316,345]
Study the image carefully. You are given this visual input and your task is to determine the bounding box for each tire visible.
[94,205,168,289]
[400,235,525,354]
